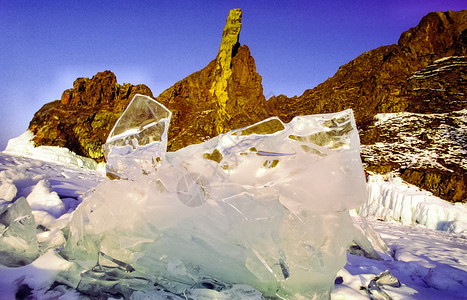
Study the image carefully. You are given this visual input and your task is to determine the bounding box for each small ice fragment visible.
[0,197,39,267]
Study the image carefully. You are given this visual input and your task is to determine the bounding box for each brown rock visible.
[156,9,268,151]
[28,71,153,162]
[401,167,466,203]
[405,56,467,113]
[60,89,73,105]
[398,11,467,60]
[266,10,467,126]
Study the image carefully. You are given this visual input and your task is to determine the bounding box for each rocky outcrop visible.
[398,11,467,61]
[405,56,467,113]
[28,71,153,162]
[156,8,268,151]
[210,8,242,132]
[266,10,466,124]
[360,109,466,202]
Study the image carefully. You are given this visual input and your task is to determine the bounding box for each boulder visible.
[28,71,153,162]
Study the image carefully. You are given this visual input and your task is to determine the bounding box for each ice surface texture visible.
[0,197,39,267]
[63,100,366,299]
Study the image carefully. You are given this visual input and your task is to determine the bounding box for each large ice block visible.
[62,109,366,299]
[103,94,172,180]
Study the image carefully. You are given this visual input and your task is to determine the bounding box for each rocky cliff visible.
[28,71,153,162]
[266,10,466,124]
[359,56,466,202]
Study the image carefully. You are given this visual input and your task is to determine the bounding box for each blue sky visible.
[0,0,465,150]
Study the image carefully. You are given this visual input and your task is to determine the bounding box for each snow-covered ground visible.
[333,219,467,299]
[0,149,466,299]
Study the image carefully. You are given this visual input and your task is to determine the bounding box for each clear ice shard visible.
[0,197,39,267]
[62,103,367,299]
[103,94,172,180]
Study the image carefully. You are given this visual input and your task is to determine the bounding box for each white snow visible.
[0,177,17,202]
[361,109,467,171]
[333,219,467,300]
[26,179,65,218]
[433,56,465,63]
[4,130,99,170]
[408,56,467,79]
[359,174,467,233]
[0,249,77,299]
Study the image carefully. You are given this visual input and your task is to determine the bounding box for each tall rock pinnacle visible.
[210,8,242,132]
[217,8,242,63]
[156,8,267,151]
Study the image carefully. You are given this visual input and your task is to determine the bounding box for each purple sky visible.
[0,0,465,150]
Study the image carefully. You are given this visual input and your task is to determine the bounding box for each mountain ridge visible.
[25,9,466,202]
[266,10,467,124]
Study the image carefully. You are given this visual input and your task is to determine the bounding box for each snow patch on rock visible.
[4,131,98,170]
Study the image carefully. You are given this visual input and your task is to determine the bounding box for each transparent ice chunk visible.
[76,251,152,298]
[103,94,172,180]
[0,178,17,202]
[0,197,39,267]
[62,109,366,298]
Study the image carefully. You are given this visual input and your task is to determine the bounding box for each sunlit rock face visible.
[156,8,269,151]
[61,96,366,299]
[28,71,153,162]
[209,8,242,132]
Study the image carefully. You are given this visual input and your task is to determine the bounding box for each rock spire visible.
[210,8,243,132]
[156,8,268,150]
